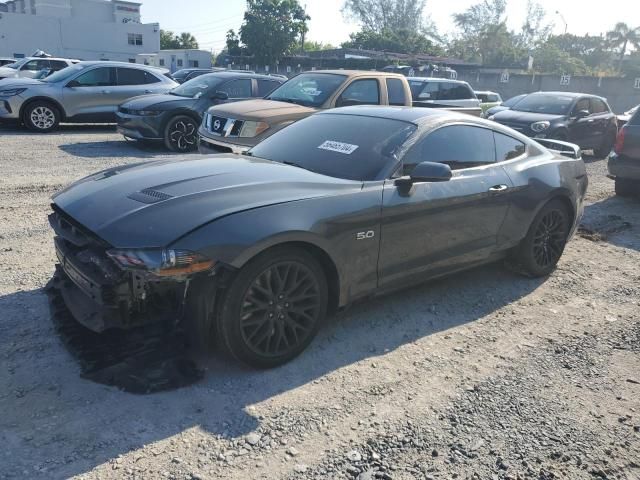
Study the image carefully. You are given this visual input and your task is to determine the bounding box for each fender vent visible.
[128,188,173,204]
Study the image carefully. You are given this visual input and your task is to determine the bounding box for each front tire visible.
[615,178,638,197]
[164,115,198,152]
[218,247,328,368]
[23,101,60,132]
[512,199,571,277]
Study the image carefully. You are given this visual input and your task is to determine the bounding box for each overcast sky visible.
[141,0,631,53]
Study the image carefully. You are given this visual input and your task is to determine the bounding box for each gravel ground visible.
[0,124,638,480]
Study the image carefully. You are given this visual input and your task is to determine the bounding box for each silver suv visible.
[0,57,77,80]
[408,77,482,116]
[0,61,177,132]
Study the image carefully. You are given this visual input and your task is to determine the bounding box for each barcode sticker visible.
[318,140,359,155]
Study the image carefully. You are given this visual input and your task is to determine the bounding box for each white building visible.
[0,0,160,62]
[137,49,213,72]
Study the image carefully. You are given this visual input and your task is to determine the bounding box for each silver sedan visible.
[0,61,177,132]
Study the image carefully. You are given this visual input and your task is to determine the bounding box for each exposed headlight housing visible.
[107,248,215,277]
[531,121,551,132]
[132,109,162,116]
[238,120,269,138]
[0,88,27,97]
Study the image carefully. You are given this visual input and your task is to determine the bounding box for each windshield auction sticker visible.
[318,140,359,155]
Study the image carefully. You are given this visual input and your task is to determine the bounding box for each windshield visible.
[249,113,416,181]
[6,58,29,70]
[512,94,574,115]
[502,94,527,107]
[266,73,346,107]
[170,75,223,98]
[171,69,190,79]
[42,64,87,83]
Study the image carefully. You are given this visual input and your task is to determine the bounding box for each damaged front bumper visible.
[49,208,198,333]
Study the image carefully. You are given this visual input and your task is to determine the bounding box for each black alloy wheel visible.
[512,199,570,277]
[217,247,328,368]
[164,115,198,152]
[239,261,322,358]
[531,209,567,269]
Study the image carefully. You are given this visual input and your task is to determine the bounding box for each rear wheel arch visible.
[20,96,67,122]
[547,194,575,228]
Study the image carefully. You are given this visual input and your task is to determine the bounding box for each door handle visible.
[101,90,111,94]
[144,89,152,94]
[489,184,509,192]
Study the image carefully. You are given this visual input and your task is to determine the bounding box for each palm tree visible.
[606,22,640,72]
[179,32,199,50]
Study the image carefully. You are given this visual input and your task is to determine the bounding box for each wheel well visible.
[549,195,575,227]
[20,97,67,122]
[251,241,340,316]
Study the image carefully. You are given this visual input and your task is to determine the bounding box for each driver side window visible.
[402,125,496,175]
[72,67,116,87]
[337,79,380,106]
[218,79,252,99]
[572,98,590,116]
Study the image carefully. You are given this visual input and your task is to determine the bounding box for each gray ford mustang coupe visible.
[49,106,587,368]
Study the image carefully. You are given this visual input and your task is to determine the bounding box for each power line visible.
[163,13,243,32]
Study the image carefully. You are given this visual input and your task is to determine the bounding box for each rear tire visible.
[594,129,617,158]
[615,178,638,197]
[23,101,60,132]
[164,115,198,152]
[217,247,328,368]
[511,199,571,277]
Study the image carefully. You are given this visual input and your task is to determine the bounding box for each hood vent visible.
[128,188,173,204]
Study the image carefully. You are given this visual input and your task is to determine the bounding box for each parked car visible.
[484,93,528,118]
[198,70,412,154]
[49,107,587,368]
[0,58,17,67]
[617,104,639,127]
[0,61,177,132]
[170,68,222,84]
[609,107,640,196]
[0,57,77,80]
[489,92,618,157]
[408,77,482,116]
[117,71,285,152]
[475,90,503,114]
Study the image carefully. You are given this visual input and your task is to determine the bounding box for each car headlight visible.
[238,121,269,138]
[531,121,551,132]
[133,110,162,116]
[0,88,27,97]
[106,248,215,277]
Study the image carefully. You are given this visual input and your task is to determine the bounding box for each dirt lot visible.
[0,124,639,480]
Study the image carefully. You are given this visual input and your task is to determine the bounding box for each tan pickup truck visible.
[198,70,413,154]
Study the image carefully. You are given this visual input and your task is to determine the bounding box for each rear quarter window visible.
[386,78,407,106]
[439,82,474,100]
[494,132,526,161]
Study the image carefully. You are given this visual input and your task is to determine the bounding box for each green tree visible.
[178,32,199,49]
[226,29,243,56]
[518,0,552,51]
[342,28,443,55]
[531,42,591,75]
[342,0,431,34]
[606,23,640,72]
[160,29,181,49]
[303,41,336,52]
[239,0,309,64]
[160,29,199,50]
[544,34,614,72]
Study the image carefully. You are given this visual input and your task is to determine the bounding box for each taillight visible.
[614,127,626,155]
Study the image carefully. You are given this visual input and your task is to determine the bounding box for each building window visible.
[177,59,183,67]
[127,33,143,46]
[159,59,165,66]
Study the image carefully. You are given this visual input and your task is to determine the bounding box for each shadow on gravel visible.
[579,195,640,251]
[57,139,183,159]
[0,123,117,135]
[0,263,545,478]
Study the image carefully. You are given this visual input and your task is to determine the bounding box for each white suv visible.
[0,57,77,81]
[408,77,482,116]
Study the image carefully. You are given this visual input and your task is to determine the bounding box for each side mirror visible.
[66,80,80,88]
[395,161,452,190]
[574,109,590,119]
[212,91,229,100]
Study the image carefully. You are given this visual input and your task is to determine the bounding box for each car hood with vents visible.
[52,155,361,248]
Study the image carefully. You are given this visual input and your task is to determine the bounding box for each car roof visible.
[301,69,406,79]
[76,60,166,71]
[407,76,469,84]
[475,90,499,95]
[195,71,283,81]
[527,91,602,100]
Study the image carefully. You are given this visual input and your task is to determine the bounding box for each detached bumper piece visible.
[47,274,203,394]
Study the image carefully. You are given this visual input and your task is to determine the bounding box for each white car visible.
[0,57,77,81]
